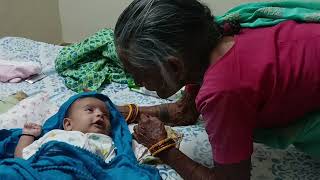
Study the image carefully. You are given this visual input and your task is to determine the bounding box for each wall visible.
[0,0,62,44]
[59,0,264,43]
[0,0,265,44]
[202,0,265,15]
[59,0,132,43]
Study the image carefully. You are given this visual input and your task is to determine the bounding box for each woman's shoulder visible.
[240,20,320,43]
[196,62,261,112]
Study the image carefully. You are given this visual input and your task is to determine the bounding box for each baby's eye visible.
[102,113,109,117]
[85,107,94,112]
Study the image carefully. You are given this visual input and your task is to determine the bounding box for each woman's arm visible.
[158,147,251,180]
[117,85,200,126]
[14,123,42,158]
[133,115,251,180]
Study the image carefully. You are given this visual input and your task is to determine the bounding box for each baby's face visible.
[64,97,111,135]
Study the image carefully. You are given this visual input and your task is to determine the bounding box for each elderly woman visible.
[115,0,320,179]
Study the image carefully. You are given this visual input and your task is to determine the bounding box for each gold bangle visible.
[126,104,139,123]
[152,143,176,157]
[131,104,139,122]
[150,142,174,155]
[148,138,169,152]
[148,138,176,154]
[129,104,136,122]
[125,104,133,122]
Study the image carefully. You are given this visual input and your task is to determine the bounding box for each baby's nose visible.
[94,109,103,117]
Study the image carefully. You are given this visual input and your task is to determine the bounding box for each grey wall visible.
[59,0,265,43]
[0,0,62,44]
[0,0,266,44]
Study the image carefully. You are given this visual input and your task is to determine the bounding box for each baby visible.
[14,97,116,162]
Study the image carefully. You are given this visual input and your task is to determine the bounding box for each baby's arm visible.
[14,123,42,158]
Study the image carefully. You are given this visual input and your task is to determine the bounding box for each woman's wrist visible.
[119,101,198,126]
[156,146,180,162]
[138,106,160,119]
[158,104,171,123]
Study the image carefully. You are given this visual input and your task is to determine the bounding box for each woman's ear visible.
[167,57,184,80]
[63,118,73,131]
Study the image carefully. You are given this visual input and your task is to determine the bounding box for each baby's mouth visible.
[93,119,106,129]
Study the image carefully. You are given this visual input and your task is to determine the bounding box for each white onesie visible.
[22,129,116,163]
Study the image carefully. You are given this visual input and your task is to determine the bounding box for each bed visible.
[0,37,319,180]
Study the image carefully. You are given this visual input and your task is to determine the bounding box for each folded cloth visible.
[0,91,28,114]
[216,0,320,28]
[0,92,161,180]
[0,59,41,83]
[55,29,136,92]
[254,111,320,159]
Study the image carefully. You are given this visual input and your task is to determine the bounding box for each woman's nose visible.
[135,80,143,87]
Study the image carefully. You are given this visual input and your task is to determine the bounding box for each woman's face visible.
[120,54,183,98]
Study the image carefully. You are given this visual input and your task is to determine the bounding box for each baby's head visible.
[63,97,111,135]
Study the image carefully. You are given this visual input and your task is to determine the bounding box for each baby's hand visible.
[23,123,42,137]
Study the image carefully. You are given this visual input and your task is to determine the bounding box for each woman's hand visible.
[22,123,42,138]
[133,114,167,148]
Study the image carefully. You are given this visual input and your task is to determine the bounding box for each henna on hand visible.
[133,114,167,148]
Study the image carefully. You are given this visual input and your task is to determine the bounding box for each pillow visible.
[0,92,59,129]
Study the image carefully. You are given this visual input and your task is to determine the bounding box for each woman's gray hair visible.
[115,0,221,86]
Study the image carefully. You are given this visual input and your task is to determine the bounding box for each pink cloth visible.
[0,59,41,83]
[195,21,320,164]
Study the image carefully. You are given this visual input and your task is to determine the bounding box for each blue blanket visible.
[0,92,161,180]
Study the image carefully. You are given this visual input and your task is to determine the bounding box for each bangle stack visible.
[125,104,139,123]
[148,138,176,157]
